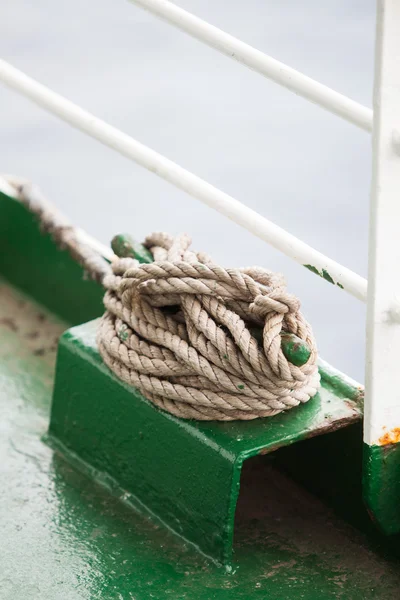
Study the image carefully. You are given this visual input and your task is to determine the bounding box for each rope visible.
[15,182,320,421]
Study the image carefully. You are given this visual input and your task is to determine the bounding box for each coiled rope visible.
[15,182,320,420]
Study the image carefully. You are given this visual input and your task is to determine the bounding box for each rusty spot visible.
[37,313,46,322]
[378,427,400,446]
[0,317,18,332]
[343,400,360,415]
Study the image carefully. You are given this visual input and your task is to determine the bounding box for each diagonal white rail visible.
[0,59,367,301]
[129,0,373,133]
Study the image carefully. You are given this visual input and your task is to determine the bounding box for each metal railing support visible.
[363,0,400,535]
[365,0,400,446]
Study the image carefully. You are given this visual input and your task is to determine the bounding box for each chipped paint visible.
[303,264,346,291]
[322,269,334,284]
[117,323,129,341]
[378,427,400,446]
[304,264,320,276]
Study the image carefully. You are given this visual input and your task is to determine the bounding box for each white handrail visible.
[129,0,373,132]
[0,59,367,301]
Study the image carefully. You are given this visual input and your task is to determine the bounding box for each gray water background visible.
[1,0,375,382]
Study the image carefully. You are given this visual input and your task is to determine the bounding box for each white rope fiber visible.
[16,182,320,421]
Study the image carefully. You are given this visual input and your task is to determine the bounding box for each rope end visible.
[111,233,153,264]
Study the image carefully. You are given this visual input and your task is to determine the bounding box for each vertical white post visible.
[365,0,400,447]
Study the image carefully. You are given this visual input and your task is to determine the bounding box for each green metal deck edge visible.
[0,190,104,324]
[54,320,364,461]
[48,319,363,564]
[2,282,400,598]
[0,189,367,565]
[2,191,400,597]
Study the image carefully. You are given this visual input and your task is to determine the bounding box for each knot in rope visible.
[16,182,320,421]
[97,233,320,420]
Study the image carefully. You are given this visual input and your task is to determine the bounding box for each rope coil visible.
[16,182,320,421]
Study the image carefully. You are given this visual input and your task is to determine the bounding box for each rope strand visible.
[16,182,320,420]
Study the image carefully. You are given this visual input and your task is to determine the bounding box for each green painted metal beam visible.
[363,443,400,535]
[48,318,363,564]
[109,190,400,541]
[0,189,366,565]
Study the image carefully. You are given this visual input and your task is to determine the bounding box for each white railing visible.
[0,1,396,447]
[0,60,368,301]
[128,0,373,132]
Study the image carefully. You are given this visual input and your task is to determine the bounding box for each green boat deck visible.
[2,278,400,599]
[2,190,400,598]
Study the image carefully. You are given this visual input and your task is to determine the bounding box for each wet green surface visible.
[49,319,363,564]
[2,282,400,599]
[2,190,400,597]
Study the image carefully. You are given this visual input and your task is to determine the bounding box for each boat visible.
[1,1,400,598]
